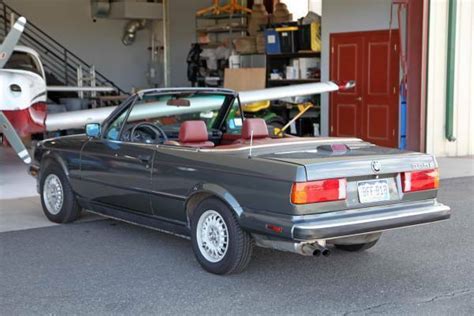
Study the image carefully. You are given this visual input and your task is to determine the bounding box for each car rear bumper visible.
[241,200,451,241]
[292,200,451,240]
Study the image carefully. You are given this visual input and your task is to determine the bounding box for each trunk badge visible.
[371,161,381,172]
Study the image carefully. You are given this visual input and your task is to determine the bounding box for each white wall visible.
[6,0,151,92]
[5,0,210,90]
[168,0,208,86]
[320,0,394,136]
[281,0,322,19]
[426,0,474,157]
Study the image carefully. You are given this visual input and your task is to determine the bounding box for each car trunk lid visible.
[261,143,435,181]
[260,142,437,209]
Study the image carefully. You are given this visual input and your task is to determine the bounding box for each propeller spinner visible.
[0,16,32,164]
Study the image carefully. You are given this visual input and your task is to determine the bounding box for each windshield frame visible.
[100,89,239,142]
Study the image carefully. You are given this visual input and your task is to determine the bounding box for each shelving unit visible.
[195,13,248,44]
[265,51,322,136]
[265,51,321,87]
[193,12,251,87]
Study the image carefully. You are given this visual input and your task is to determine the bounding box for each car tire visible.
[334,239,379,252]
[40,162,81,223]
[190,198,253,275]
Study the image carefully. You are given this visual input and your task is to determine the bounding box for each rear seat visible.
[234,118,270,144]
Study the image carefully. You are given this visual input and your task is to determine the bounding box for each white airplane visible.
[1,17,354,164]
[0,17,114,164]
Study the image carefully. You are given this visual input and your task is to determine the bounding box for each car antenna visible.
[248,130,254,159]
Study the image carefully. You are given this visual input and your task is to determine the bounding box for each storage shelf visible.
[196,26,247,34]
[196,13,248,20]
[268,79,320,85]
[267,52,321,59]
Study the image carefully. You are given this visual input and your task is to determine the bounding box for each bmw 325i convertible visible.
[30,87,451,274]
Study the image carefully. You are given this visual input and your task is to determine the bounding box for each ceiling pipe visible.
[122,19,147,46]
[445,0,456,142]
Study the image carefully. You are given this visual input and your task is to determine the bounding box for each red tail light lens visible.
[291,178,347,204]
[401,169,439,192]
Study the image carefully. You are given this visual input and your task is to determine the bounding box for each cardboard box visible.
[224,68,266,91]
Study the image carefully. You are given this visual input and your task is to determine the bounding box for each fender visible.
[40,150,70,178]
[185,183,245,223]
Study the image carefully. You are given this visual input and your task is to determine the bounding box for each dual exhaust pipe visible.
[253,236,331,257]
[301,242,331,257]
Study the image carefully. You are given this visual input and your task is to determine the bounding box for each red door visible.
[330,30,400,148]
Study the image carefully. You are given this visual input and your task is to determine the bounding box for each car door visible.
[80,140,155,214]
[79,99,155,215]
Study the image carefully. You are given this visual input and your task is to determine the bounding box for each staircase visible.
[0,1,126,106]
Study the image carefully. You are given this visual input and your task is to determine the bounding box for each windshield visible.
[128,93,228,128]
[104,91,240,141]
[3,51,42,76]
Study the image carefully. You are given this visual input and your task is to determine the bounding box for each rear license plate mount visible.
[357,179,390,203]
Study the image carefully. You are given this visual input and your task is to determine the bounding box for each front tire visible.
[40,163,81,223]
[190,198,253,274]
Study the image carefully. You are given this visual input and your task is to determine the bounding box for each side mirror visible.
[85,123,101,138]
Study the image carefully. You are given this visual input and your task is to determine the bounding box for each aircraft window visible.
[3,51,42,76]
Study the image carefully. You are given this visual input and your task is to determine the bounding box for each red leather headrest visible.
[179,120,209,143]
[241,118,269,140]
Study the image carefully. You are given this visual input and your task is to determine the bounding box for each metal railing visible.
[0,1,126,96]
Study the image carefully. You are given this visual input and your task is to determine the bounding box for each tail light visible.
[401,169,439,192]
[291,178,347,204]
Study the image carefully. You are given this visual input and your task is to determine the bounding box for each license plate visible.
[357,179,390,203]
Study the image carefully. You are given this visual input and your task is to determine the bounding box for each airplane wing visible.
[46,86,116,92]
[0,17,26,68]
[45,81,356,131]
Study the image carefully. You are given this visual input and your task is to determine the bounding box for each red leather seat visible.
[234,118,270,144]
[173,120,215,148]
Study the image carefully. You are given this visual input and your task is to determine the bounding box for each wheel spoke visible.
[196,210,229,263]
[43,174,64,215]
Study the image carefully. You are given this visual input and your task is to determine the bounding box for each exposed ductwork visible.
[90,0,163,20]
[122,19,147,46]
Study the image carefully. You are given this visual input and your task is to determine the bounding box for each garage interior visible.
[1,0,472,159]
[1,0,472,208]
[0,0,433,150]
[0,0,474,314]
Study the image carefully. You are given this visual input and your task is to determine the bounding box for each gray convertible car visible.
[30,88,451,274]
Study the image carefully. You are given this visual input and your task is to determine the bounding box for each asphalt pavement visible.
[1,177,473,315]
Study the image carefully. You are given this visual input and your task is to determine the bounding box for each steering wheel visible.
[130,122,168,144]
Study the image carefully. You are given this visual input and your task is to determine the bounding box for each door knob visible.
[356,96,363,101]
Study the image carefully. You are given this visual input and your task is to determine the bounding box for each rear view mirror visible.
[85,123,101,138]
[167,98,191,107]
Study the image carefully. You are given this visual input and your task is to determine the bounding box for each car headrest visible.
[241,118,269,140]
[179,120,209,143]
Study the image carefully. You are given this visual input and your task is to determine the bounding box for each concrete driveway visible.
[1,177,473,315]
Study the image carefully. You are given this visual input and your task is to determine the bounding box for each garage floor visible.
[1,147,473,314]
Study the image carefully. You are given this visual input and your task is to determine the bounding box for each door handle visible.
[356,96,363,101]
[137,155,152,164]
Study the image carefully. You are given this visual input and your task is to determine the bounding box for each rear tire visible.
[334,239,379,252]
[190,198,253,274]
[40,163,81,223]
